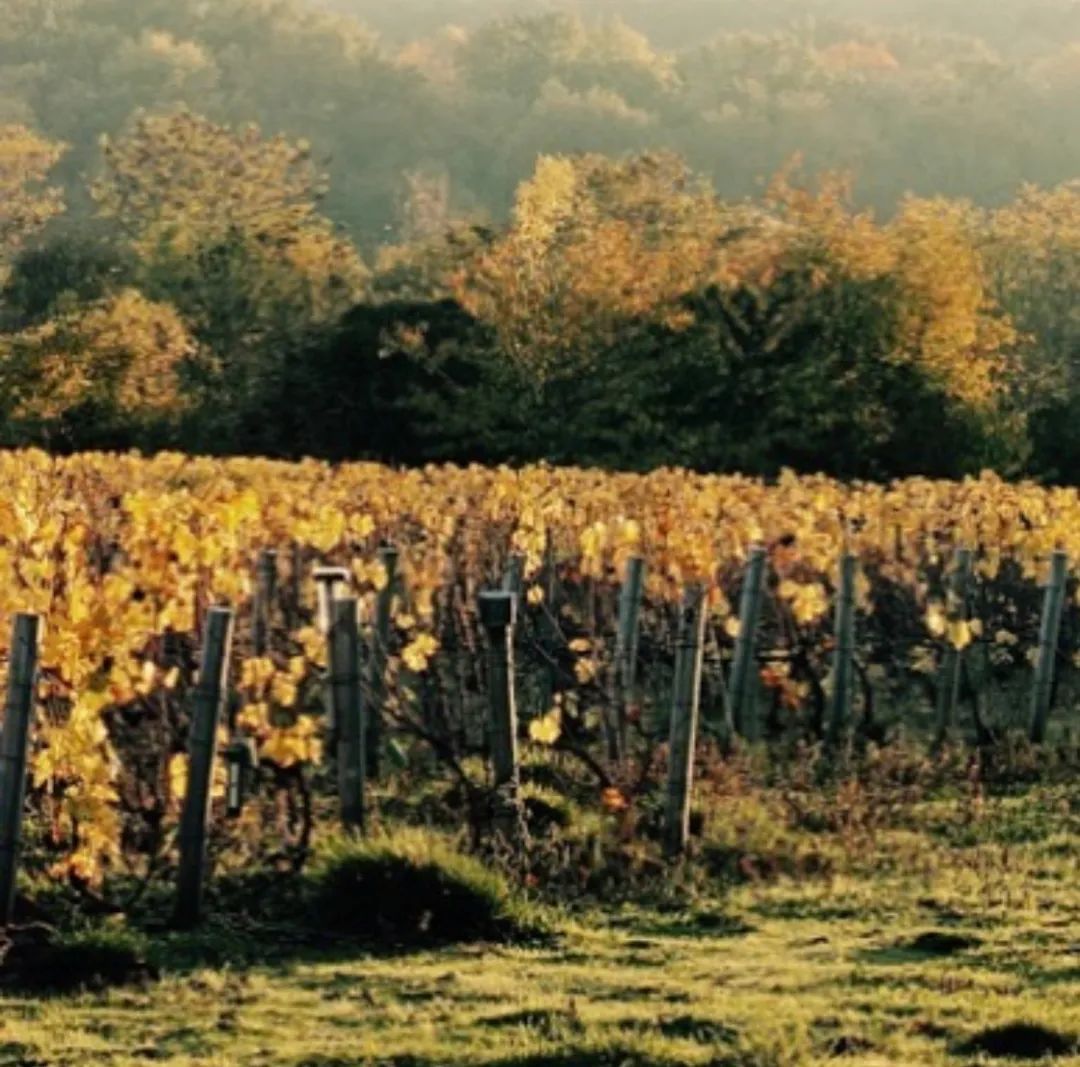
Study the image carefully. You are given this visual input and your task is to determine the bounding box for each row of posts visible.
[0,543,1072,928]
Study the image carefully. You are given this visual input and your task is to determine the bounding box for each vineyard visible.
[0,450,1074,892]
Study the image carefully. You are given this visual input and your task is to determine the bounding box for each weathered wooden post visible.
[329,597,365,832]
[314,566,350,742]
[368,544,398,780]
[227,550,276,817]
[0,615,39,927]
[727,545,768,740]
[478,591,525,844]
[252,549,277,658]
[502,553,526,599]
[287,541,304,630]
[935,547,973,747]
[176,607,234,928]
[664,583,707,858]
[826,554,858,748]
[612,556,645,766]
[314,566,351,637]
[1030,550,1069,744]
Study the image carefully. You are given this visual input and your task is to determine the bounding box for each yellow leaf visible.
[529,709,562,746]
[947,620,972,651]
[402,633,439,672]
[925,602,947,638]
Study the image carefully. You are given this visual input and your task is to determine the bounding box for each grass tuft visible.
[306,828,550,948]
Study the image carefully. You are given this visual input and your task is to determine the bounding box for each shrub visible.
[305,829,549,948]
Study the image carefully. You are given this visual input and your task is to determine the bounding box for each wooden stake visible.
[1030,550,1069,744]
[934,547,973,747]
[252,549,277,658]
[369,544,398,780]
[827,554,858,748]
[0,615,39,927]
[176,607,233,928]
[502,553,526,598]
[329,597,365,832]
[727,545,768,740]
[478,592,525,844]
[612,556,645,766]
[664,584,707,858]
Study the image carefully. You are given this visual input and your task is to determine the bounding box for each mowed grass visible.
[4,784,1080,1066]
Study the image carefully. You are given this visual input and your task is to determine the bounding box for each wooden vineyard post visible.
[314,566,350,742]
[252,549,277,658]
[727,545,768,741]
[478,592,525,845]
[329,598,365,832]
[664,584,707,859]
[176,607,234,928]
[226,550,276,816]
[287,541,304,630]
[502,553,526,598]
[0,615,39,927]
[934,547,974,748]
[827,554,858,748]
[612,556,645,767]
[369,545,399,781]
[1030,550,1069,744]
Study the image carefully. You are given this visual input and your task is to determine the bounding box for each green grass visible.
[4,782,1080,1065]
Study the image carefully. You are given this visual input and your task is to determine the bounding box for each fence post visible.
[287,541,304,630]
[727,545,768,741]
[314,566,350,743]
[612,557,645,767]
[227,550,276,816]
[329,597,365,832]
[502,553,526,598]
[0,615,39,927]
[478,592,525,844]
[664,583,707,858]
[252,549,277,658]
[1030,550,1069,744]
[934,547,973,747]
[369,545,398,780]
[827,554,858,748]
[176,607,234,928]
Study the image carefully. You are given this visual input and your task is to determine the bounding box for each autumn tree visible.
[0,288,195,449]
[444,153,1026,477]
[93,108,367,451]
[0,125,65,283]
[981,181,1080,480]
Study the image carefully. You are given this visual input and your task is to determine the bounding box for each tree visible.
[456,151,728,384]
[93,108,367,451]
[982,181,1080,481]
[0,125,65,280]
[0,288,195,449]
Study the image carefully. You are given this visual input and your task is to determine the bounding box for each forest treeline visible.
[5,0,1080,480]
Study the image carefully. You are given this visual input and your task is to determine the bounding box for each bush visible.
[306,829,549,948]
[0,923,156,993]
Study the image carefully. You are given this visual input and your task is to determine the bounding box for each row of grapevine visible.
[0,451,1075,883]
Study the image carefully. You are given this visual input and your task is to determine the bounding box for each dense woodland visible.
[5,0,1080,479]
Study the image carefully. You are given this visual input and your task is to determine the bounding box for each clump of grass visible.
[306,828,550,948]
[0,922,155,993]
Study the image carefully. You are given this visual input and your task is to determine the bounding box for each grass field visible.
[4,775,1080,1067]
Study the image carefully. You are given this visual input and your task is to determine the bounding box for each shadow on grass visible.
[852,929,982,966]
[623,909,755,940]
[954,1022,1077,1060]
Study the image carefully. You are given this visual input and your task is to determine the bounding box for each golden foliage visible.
[0,451,1076,880]
[2,289,195,423]
[0,125,65,276]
